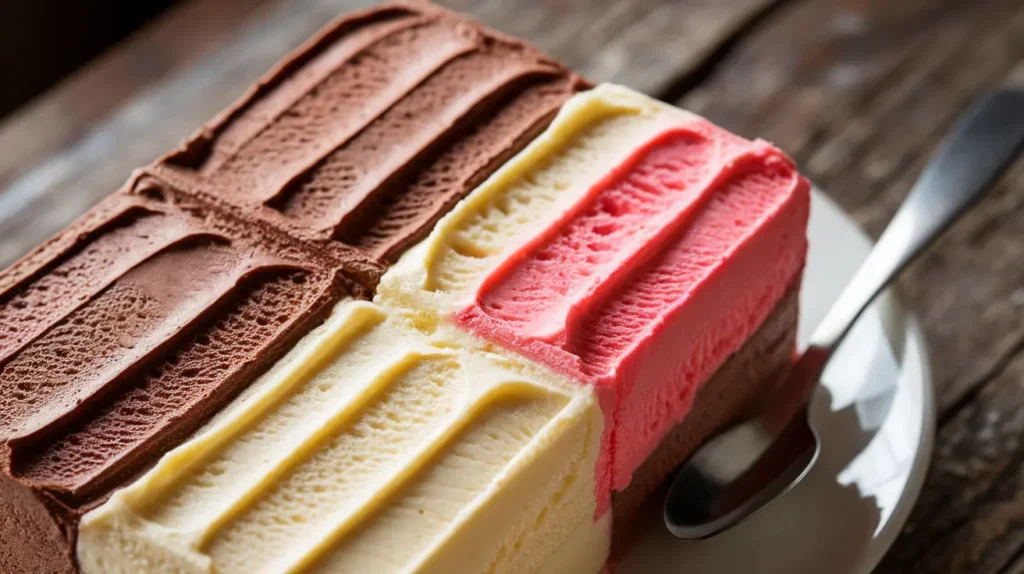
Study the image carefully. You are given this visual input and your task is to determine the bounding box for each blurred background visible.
[0,1,178,119]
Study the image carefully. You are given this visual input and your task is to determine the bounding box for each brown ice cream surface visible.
[0,175,382,573]
[154,1,586,261]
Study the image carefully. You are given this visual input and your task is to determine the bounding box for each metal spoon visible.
[664,88,1024,541]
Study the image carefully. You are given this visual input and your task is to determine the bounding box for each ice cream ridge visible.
[0,4,809,574]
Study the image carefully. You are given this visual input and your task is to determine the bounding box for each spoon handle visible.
[810,89,1024,352]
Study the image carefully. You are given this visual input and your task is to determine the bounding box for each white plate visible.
[621,190,936,573]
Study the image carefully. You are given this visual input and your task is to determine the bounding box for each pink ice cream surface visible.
[456,123,810,514]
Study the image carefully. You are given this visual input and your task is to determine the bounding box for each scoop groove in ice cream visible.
[154,1,585,262]
[77,302,604,574]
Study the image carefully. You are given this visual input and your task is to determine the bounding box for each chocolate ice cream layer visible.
[0,175,382,573]
[153,1,586,262]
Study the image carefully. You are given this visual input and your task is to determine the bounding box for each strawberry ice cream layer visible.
[456,118,809,509]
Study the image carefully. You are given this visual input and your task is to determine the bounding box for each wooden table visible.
[1,0,1022,571]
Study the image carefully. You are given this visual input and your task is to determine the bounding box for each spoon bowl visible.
[665,345,831,539]
[664,405,818,539]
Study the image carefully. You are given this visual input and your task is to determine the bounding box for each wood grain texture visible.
[0,0,278,192]
[0,0,1023,571]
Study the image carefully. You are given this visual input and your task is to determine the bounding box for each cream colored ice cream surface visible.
[377,83,698,327]
[77,300,606,574]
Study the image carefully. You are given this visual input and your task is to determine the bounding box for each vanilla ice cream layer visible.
[77,300,604,574]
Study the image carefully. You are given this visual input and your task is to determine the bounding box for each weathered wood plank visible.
[0,0,277,191]
[676,0,1024,571]
[443,0,791,97]
[1002,544,1024,574]
[0,0,790,268]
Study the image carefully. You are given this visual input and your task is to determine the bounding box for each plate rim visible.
[811,190,937,572]
[858,307,936,571]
